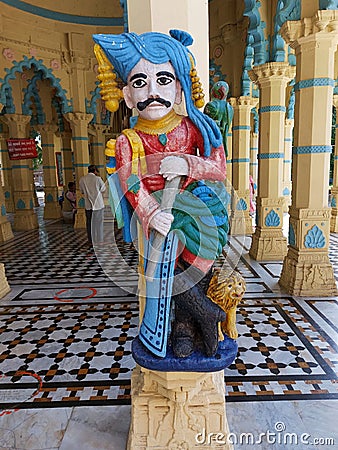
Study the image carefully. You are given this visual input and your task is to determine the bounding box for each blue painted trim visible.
[284,138,292,142]
[258,152,284,159]
[232,158,250,163]
[226,159,233,164]
[61,148,72,152]
[1,0,124,26]
[41,144,55,148]
[250,147,258,151]
[293,145,332,154]
[0,167,12,170]
[284,160,292,163]
[259,105,286,113]
[250,162,258,165]
[72,137,89,141]
[294,78,335,92]
[74,163,90,167]
[232,125,251,130]
[43,165,56,169]
[91,142,104,147]
[12,165,30,169]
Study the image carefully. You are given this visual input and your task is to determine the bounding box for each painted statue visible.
[204,81,233,158]
[93,30,236,366]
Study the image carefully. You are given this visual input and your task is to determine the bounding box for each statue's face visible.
[123,58,182,121]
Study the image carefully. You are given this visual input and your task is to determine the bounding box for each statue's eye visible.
[132,78,147,88]
[228,284,232,290]
[157,76,173,86]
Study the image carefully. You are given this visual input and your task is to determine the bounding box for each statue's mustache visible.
[137,98,171,111]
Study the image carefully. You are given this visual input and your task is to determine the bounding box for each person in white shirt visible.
[79,165,106,245]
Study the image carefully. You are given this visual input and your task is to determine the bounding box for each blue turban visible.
[92,29,222,157]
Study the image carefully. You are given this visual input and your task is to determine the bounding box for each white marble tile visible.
[0,408,71,449]
[59,405,131,450]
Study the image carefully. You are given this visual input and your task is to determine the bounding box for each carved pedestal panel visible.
[229,190,253,236]
[127,366,232,450]
[0,263,10,299]
[279,207,337,296]
[250,197,287,260]
[0,221,14,242]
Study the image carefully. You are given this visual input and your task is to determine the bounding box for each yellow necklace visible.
[134,110,183,137]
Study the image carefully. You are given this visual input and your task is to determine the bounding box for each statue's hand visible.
[149,211,174,236]
[159,156,188,182]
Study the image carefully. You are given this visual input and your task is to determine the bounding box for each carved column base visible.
[249,227,287,261]
[0,263,10,299]
[43,202,62,220]
[5,197,14,213]
[330,208,338,233]
[13,210,38,231]
[127,366,233,450]
[279,248,337,297]
[0,220,14,242]
[229,212,253,235]
[74,209,86,229]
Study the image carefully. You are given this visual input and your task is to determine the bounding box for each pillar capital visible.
[230,96,257,109]
[89,123,110,135]
[36,123,58,135]
[249,62,296,85]
[1,114,31,137]
[280,10,338,48]
[64,112,93,128]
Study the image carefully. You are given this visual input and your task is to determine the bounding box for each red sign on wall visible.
[7,139,38,160]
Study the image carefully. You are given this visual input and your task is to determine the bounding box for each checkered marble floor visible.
[0,211,338,413]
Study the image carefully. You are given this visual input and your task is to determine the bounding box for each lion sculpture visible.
[207,269,246,339]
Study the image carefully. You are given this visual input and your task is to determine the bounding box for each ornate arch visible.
[0,56,72,114]
[243,0,267,65]
[86,84,111,125]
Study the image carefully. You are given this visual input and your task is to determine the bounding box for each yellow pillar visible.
[0,130,14,213]
[64,112,93,229]
[226,104,233,186]
[0,181,14,242]
[249,62,295,261]
[330,95,338,232]
[57,131,74,214]
[2,114,38,231]
[89,124,108,182]
[279,10,338,296]
[229,97,256,235]
[37,124,62,220]
[250,131,258,184]
[283,118,294,211]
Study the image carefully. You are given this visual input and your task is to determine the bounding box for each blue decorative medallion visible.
[304,225,326,249]
[236,198,247,211]
[265,209,280,227]
[289,223,295,246]
[331,197,337,208]
[283,187,290,196]
[4,191,10,199]
[1,204,6,216]
[78,197,85,208]
[17,199,25,209]
[46,193,53,203]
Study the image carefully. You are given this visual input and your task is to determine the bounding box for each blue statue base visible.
[132,334,238,372]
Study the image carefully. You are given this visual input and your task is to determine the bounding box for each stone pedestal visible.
[127,366,232,450]
[230,188,252,235]
[0,221,13,242]
[249,197,287,261]
[279,207,337,296]
[0,263,10,298]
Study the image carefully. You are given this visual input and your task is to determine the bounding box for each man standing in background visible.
[79,165,106,245]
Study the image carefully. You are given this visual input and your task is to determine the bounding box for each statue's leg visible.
[222,307,238,339]
[173,266,226,357]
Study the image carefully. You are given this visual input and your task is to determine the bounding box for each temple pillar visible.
[58,131,74,214]
[2,114,38,231]
[283,118,294,211]
[229,96,256,235]
[249,62,295,261]
[250,131,258,184]
[330,95,338,232]
[89,124,108,182]
[279,10,338,296]
[36,124,62,220]
[64,112,93,229]
[0,182,14,242]
[0,130,14,213]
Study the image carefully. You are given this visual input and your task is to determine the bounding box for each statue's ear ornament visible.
[94,44,124,113]
[188,54,205,109]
